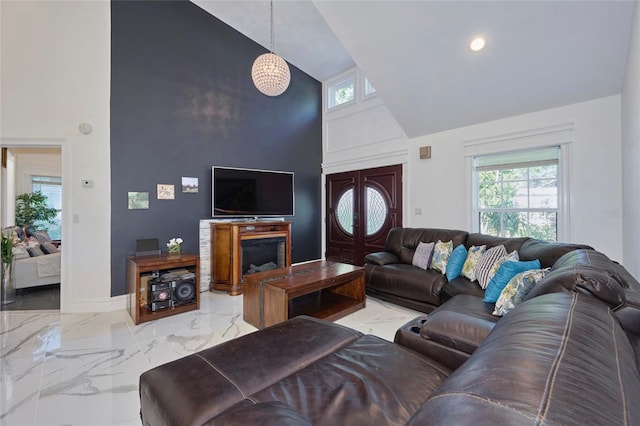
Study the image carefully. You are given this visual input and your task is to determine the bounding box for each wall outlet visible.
[415,208,423,215]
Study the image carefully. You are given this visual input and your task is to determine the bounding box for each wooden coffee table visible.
[243,260,365,329]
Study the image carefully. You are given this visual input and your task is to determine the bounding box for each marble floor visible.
[0,291,422,426]
[1,284,60,312]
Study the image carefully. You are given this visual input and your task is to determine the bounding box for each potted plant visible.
[15,191,57,231]
[1,230,15,305]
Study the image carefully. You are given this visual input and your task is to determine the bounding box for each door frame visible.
[322,162,407,263]
[0,138,70,311]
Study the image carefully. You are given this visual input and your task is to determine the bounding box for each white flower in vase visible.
[167,237,183,254]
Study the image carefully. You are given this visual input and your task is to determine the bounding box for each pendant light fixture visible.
[251,1,291,96]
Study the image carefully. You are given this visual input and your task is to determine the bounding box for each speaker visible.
[172,279,196,306]
[149,280,172,311]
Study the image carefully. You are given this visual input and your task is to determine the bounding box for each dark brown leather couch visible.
[140,291,640,425]
[364,227,595,312]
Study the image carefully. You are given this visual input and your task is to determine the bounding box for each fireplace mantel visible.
[209,221,292,295]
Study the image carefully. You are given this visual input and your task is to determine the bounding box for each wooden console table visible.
[210,221,291,295]
[243,260,365,329]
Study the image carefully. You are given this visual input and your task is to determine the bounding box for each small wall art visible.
[128,192,149,209]
[182,177,199,193]
[157,184,175,200]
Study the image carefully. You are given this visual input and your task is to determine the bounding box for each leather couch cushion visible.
[420,295,497,354]
[518,239,593,268]
[525,265,626,309]
[364,251,399,266]
[439,276,485,303]
[249,335,451,426]
[465,233,528,253]
[384,228,468,265]
[205,401,312,425]
[140,316,362,426]
[408,293,640,425]
[551,249,640,289]
[365,263,447,306]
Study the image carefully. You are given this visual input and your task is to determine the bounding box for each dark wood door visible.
[326,165,402,266]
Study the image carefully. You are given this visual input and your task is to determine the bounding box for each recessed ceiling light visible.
[469,37,486,52]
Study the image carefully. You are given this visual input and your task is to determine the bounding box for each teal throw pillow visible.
[445,244,467,281]
[483,259,541,303]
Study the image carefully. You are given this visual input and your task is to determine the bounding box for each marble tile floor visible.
[0,291,422,426]
[1,285,60,312]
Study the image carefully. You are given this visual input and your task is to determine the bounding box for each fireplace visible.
[241,237,287,277]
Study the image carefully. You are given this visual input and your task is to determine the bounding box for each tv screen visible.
[212,166,294,217]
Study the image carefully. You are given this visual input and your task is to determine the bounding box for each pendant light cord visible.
[270,1,274,53]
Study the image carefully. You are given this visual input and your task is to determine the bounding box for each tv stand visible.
[210,221,291,295]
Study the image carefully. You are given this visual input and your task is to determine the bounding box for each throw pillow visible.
[461,245,486,281]
[445,244,467,281]
[412,242,435,270]
[493,268,550,316]
[490,250,519,278]
[12,244,30,260]
[41,241,60,254]
[429,240,453,274]
[32,231,52,245]
[475,245,508,289]
[484,259,542,303]
[27,246,46,257]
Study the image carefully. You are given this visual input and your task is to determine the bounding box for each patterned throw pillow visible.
[429,240,453,274]
[475,245,508,289]
[493,268,550,316]
[490,250,519,278]
[27,246,46,257]
[461,245,486,281]
[412,242,435,270]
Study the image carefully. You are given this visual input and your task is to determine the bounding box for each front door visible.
[326,165,402,266]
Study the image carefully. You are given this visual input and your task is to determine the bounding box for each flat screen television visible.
[212,166,294,217]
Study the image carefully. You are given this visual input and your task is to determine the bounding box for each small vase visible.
[168,245,181,255]
[1,260,16,305]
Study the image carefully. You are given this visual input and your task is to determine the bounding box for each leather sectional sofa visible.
[364,227,596,312]
[139,228,640,425]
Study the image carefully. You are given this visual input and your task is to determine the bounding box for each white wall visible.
[12,148,62,194]
[324,79,624,262]
[622,1,640,278]
[1,1,114,311]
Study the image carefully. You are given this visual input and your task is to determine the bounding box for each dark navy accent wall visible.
[110,0,322,296]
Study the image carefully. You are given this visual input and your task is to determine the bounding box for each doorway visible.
[325,164,402,266]
[1,146,62,311]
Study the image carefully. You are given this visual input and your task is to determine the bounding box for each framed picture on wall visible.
[128,192,149,209]
[182,177,198,193]
[157,184,175,200]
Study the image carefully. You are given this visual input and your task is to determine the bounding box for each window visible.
[31,175,62,240]
[473,146,560,241]
[327,74,355,109]
[364,77,376,97]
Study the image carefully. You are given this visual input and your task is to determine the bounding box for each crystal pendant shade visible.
[251,52,291,97]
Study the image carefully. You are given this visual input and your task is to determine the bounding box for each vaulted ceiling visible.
[193,0,635,138]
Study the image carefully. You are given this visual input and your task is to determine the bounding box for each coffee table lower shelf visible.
[288,290,365,323]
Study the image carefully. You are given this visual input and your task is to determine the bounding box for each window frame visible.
[472,147,560,240]
[327,72,356,110]
[464,124,573,242]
